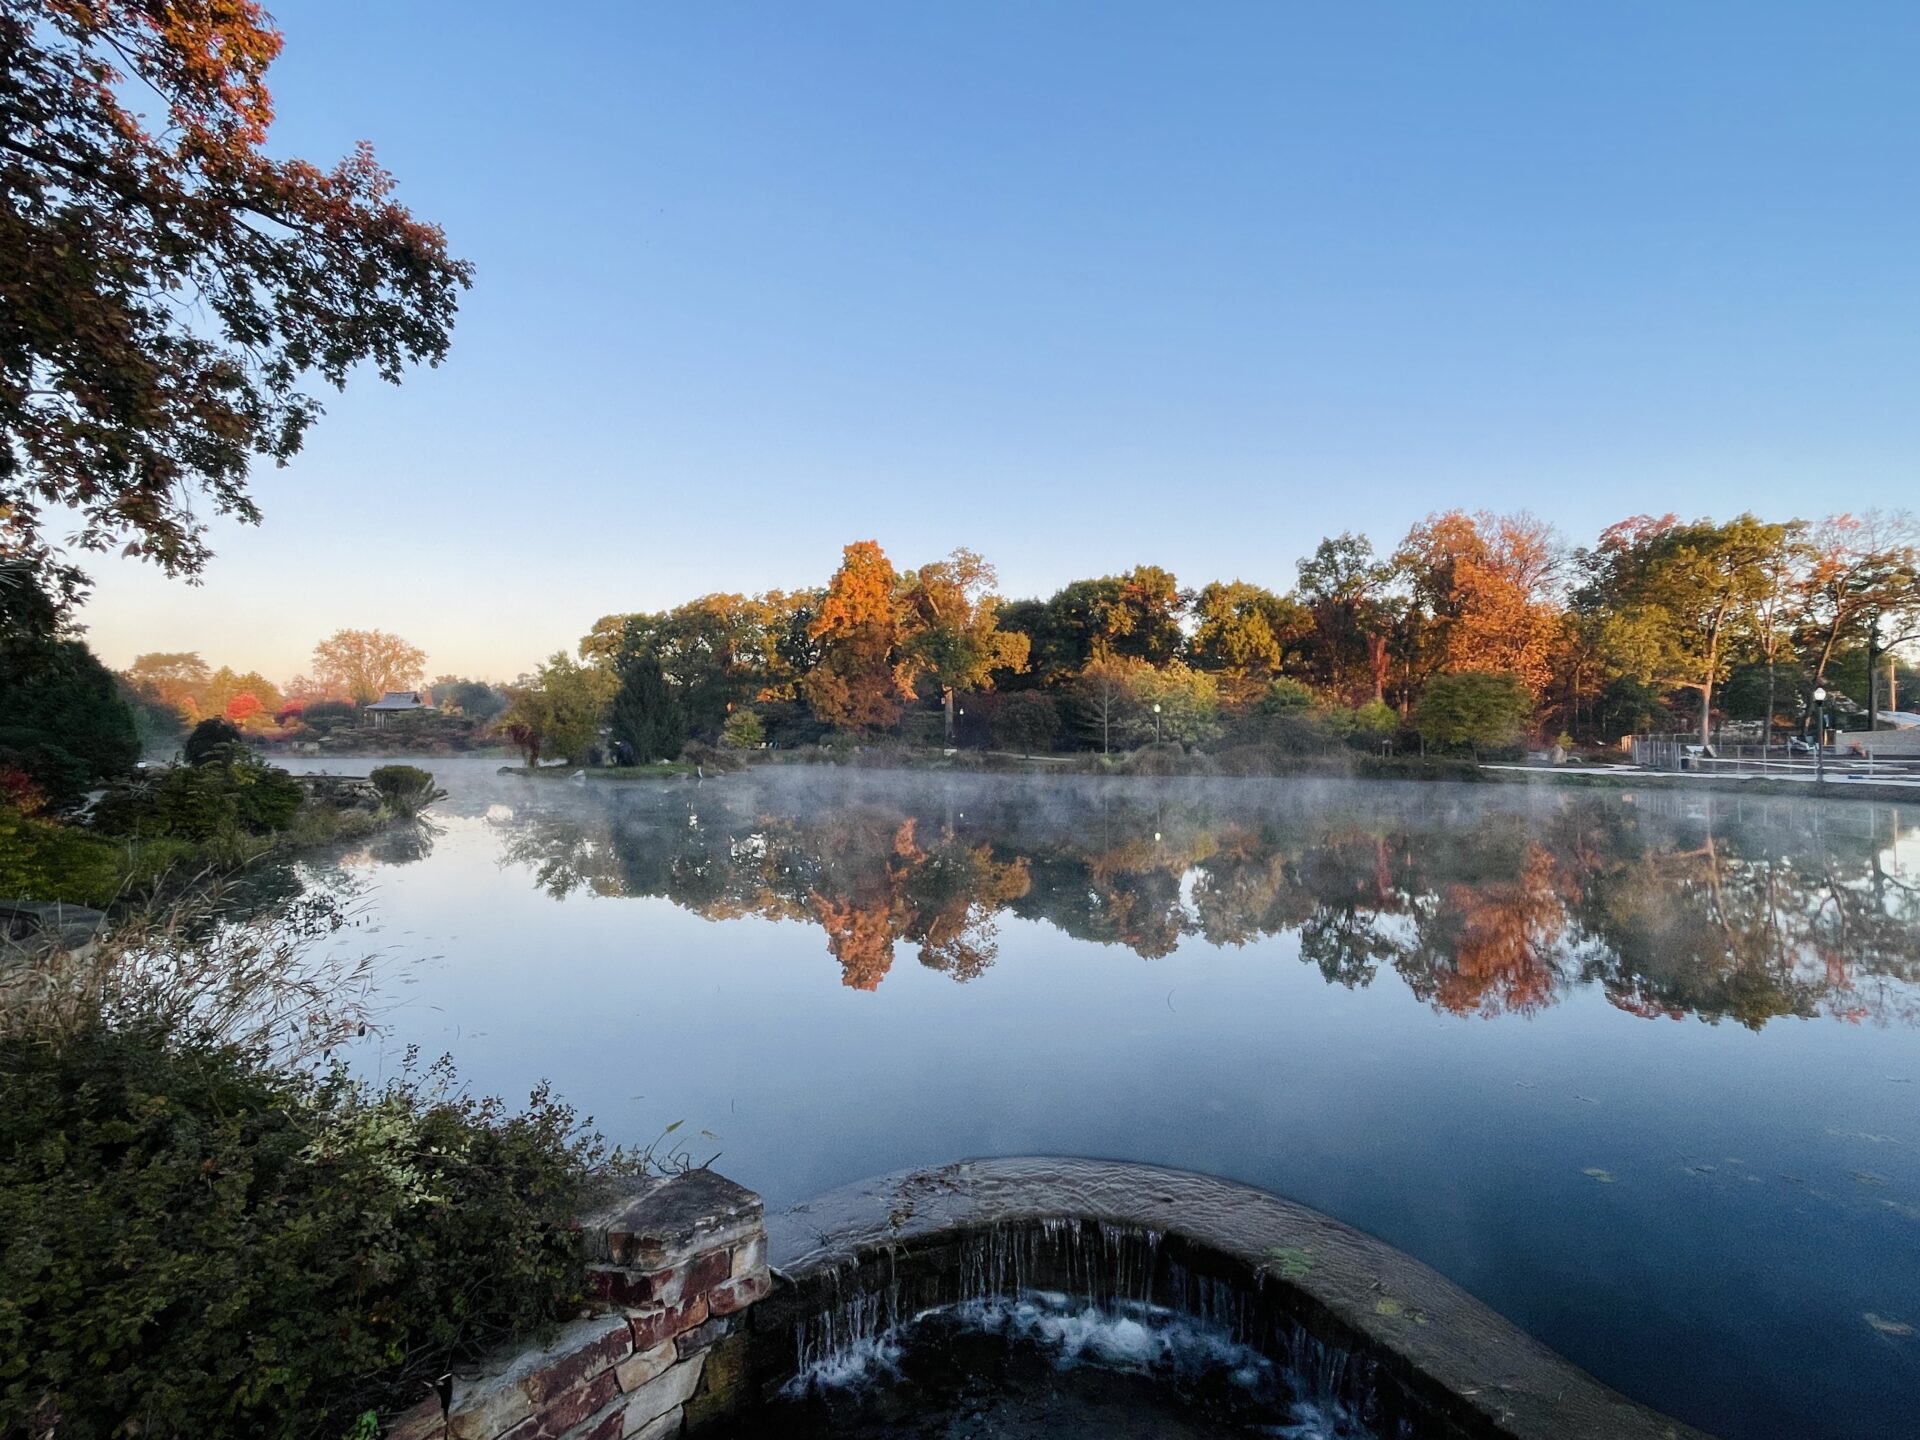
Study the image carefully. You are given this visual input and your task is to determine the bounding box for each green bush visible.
[184,716,244,766]
[0,1027,617,1440]
[368,765,446,817]
[92,756,303,843]
[0,805,195,907]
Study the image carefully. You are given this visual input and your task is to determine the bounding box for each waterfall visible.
[780,1216,1405,1438]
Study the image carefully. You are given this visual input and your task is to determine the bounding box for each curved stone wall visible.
[735,1157,1713,1440]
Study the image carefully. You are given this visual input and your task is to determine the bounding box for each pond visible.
[284,758,1920,1440]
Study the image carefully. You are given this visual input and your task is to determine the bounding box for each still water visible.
[285,759,1920,1440]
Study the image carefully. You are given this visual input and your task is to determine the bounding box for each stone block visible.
[501,1368,617,1440]
[614,1340,678,1393]
[672,1314,730,1362]
[683,1246,731,1299]
[706,1270,770,1317]
[522,1317,634,1407]
[446,1378,533,1440]
[679,1331,750,1434]
[629,1406,683,1440]
[727,1235,766,1278]
[586,1263,682,1308]
[446,1313,630,1440]
[623,1353,705,1434]
[627,1293,707,1353]
[580,1171,763,1269]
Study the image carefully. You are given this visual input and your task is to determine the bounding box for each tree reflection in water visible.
[489,777,1920,1028]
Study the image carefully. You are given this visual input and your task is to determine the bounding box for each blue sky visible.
[76,1,1920,681]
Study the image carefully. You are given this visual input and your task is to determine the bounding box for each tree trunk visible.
[1765,657,1777,758]
[1865,617,1881,730]
[944,686,955,744]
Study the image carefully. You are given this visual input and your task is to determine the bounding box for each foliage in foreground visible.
[0,903,623,1440]
[0,1031,609,1439]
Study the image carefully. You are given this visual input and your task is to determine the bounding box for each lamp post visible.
[1153,702,1162,746]
[1813,686,1826,784]
[956,707,964,749]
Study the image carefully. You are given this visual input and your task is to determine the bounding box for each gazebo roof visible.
[365,690,430,711]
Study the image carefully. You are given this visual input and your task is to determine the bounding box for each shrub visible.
[92,755,304,843]
[681,739,744,773]
[0,1029,616,1440]
[368,764,446,817]
[183,716,243,765]
[720,708,765,749]
[299,700,360,734]
[1414,671,1533,756]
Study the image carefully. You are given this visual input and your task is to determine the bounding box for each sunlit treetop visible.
[0,0,473,581]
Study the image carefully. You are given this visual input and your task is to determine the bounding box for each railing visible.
[1630,732,1920,781]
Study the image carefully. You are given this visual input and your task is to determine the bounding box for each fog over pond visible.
[281,759,1920,1440]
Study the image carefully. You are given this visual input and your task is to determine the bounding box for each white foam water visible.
[787,1289,1378,1439]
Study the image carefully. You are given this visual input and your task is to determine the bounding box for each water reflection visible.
[482,776,1920,1027]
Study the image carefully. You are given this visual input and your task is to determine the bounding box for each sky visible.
[72,1,1920,683]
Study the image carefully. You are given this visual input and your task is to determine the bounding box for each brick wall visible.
[387,1170,770,1440]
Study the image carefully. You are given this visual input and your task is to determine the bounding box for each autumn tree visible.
[900,549,1030,741]
[1797,512,1920,726]
[1397,511,1563,696]
[311,629,427,704]
[803,541,911,733]
[1071,652,1148,755]
[123,652,211,720]
[0,1,470,584]
[1577,514,1787,746]
[202,666,283,718]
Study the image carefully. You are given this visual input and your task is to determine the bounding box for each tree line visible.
[503,509,1918,766]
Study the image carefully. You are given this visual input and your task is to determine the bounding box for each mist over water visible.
[277,758,1920,1440]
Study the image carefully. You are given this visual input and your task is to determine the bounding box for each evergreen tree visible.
[611,656,686,763]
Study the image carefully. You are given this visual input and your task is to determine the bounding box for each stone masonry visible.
[386,1170,770,1440]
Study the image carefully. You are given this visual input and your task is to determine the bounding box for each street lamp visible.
[1812,687,1826,783]
[1153,702,1162,746]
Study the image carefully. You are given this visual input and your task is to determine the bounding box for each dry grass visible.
[0,888,383,1066]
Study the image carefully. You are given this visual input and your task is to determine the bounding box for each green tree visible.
[1578,514,1787,745]
[1295,534,1401,703]
[502,654,616,766]
[1128,661,1223,747]
[1,1,470,583]
[1414,672,1532,756]
[991,692,1062,757]
[720,709,766,749]
[0,616,141,809]
[1189,581,1311,680]
[429,677,508,723]
[900,549,1030,742]
[610,655,687,763]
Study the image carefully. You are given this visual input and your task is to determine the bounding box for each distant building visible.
[363,691,436,728]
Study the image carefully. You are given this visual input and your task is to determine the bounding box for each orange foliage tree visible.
[803,542,913,732]
[1399,510,1563,696]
